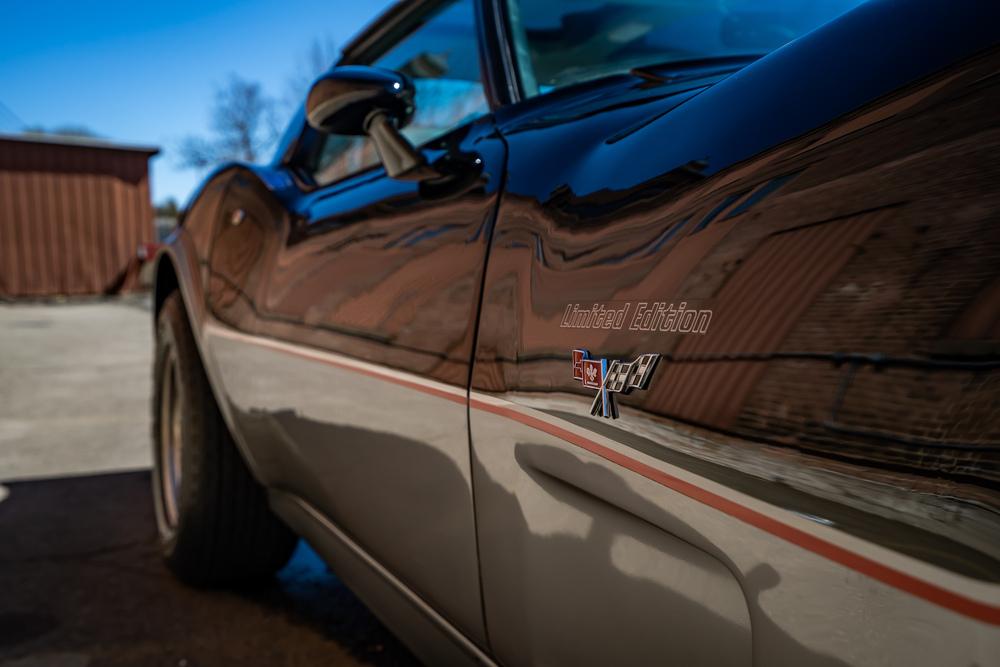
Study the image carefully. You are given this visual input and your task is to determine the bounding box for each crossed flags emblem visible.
[572,349,661,419]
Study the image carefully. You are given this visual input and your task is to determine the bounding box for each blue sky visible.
[0,0,393,205]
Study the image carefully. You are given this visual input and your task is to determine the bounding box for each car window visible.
[506,0,868,97]
[309,0,489,187]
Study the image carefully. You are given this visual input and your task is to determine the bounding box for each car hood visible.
[496,0,1000,202]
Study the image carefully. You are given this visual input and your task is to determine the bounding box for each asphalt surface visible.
[0,298,419,667]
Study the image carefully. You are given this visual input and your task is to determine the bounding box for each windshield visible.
[506,0,868,97]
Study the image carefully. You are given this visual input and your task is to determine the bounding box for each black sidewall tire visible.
[151,292,296,586]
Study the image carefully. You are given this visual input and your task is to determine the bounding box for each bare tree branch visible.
[284,36,339,111]
[177,75,279,170]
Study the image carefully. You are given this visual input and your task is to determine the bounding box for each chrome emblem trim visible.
[572,349,661,419]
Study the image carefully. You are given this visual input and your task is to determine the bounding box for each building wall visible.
[0,138,156,297]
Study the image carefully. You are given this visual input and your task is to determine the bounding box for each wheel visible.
[152,292,297,585]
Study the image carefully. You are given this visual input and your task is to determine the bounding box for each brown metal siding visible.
[649,210,881,426]
[0,138,157,297]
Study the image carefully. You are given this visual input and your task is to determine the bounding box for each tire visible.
[152,292,297,585]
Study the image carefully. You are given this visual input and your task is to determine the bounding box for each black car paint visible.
[155,0,1000,663]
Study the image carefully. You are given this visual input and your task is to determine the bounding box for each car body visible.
[152,0,1000,664]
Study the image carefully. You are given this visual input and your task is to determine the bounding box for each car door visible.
[468,1,1000,666]
[203,0,501,649]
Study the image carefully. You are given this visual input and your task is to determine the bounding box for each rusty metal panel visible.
[0,136,158,297]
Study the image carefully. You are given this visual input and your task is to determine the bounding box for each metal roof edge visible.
[0,133,160,155]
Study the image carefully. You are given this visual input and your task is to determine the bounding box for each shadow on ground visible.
[0,471,419,667]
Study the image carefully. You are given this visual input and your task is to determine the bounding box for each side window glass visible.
[375,0,488,148]
[308,0,488,187]
[312,135,379,186]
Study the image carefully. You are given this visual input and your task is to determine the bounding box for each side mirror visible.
[305,66,438,181]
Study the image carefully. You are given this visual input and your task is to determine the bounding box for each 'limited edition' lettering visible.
[560,301,712,334]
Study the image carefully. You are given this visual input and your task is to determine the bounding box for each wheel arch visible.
[151,238,276,489]
[153,250,180,322]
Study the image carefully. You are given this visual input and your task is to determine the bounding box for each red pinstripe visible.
[218,330,1000,626]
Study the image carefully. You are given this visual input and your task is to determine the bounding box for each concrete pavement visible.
[0,296,153,481]
[0,297,418,666]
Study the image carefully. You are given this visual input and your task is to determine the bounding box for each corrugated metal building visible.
[0,134,159,297]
